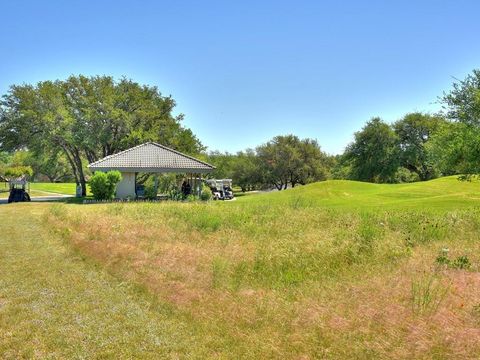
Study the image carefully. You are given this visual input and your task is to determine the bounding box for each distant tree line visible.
[334,70,480,182]
[205,135,333,191]
[207,69,480,189]
[1,70,480,191]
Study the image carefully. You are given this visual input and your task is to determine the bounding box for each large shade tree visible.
[393,112,446,181]
[442,69,480,126]
[231,149,263,192]
[432,69,480,176]
[0,75,204,195]
[427,122,480,176]
[256,135,328,190]
[345,117,399,183]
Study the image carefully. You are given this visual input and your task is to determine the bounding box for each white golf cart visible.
[206,179,234,200]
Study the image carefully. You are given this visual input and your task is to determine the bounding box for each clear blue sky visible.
[1,1,479,154]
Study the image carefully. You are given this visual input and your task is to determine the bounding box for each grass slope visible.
[238,176,480,210]
[0,204,204,358]
[2,176,480,358]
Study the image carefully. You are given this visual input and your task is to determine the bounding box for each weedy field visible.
[1,176,480,359]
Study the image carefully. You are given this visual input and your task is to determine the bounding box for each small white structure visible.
[88,142,215,199]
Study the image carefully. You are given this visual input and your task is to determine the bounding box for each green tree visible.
[442,69,480,126]
[435,69,480,175]
[330,154,352,180]
[0,76,203,195]
[4,166,33,179]
[427,122,480,175]
[231,149,263,192]
[205,151,236,179]
[0,152,12,181]
[256,135,328,190]
[393,112,446,180]
[29,151,74,182]
[345,117,399,183]
[5,150,73,182]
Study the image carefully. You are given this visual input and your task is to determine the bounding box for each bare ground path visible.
[0,203,198,359]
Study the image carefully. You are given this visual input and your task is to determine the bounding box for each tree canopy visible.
[393,112,446,181]
[0,75,203,195]
[256,135,329,190]
[427,69,480,177]
[2,69,480,192]
[442,69,480,126]
[345,117,399,183]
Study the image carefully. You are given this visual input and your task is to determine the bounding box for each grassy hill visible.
[238,176,480,210]
[1,176,480,358]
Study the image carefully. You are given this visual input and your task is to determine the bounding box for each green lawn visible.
[238,176,480,210]
[0,204,201,358]
[0,182,92,197]
[1,176,480,358]
[29,182,79,195]
[0,189,56,198]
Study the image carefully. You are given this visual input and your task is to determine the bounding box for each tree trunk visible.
[274,181,283,191]
[73,147,87,196]
[85,149,97,164]
[404,163,422,180]
[61,146,80,185]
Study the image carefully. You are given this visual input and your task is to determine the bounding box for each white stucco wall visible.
[116,172,136,198]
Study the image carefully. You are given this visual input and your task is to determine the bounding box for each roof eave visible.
[88,166,215,174]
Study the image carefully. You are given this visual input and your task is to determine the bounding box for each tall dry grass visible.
[45,199,480,358]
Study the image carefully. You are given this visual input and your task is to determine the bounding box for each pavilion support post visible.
[134,172,138,198]
[195,174,199,197]
[198,174,202,197]
[190,173,193,196]
[193,174,196,197]
[154,175,159,198]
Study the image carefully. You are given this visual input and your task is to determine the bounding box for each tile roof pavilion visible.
[88,142,215,173]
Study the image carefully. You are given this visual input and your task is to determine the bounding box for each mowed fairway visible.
[2,176,480,358]
[29,182,92,196]
[0,182,88,198]
[0,204,206,358]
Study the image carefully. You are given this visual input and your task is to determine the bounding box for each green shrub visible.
[167,189,184,201]
[185,194,197,202]
[452,255,471,270]
[157,174,178,194]
[89,171,122,200]
[144,177,158,200]
[435,248,471,270]
[393,167,420,183]
[435,248,450,266]
[200,183,213,201]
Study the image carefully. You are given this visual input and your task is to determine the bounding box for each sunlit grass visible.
[237,176,480,210]
[30,182,82,195]
[0,181,90,197]
[2,176,480,358]
[0,189,52,198]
